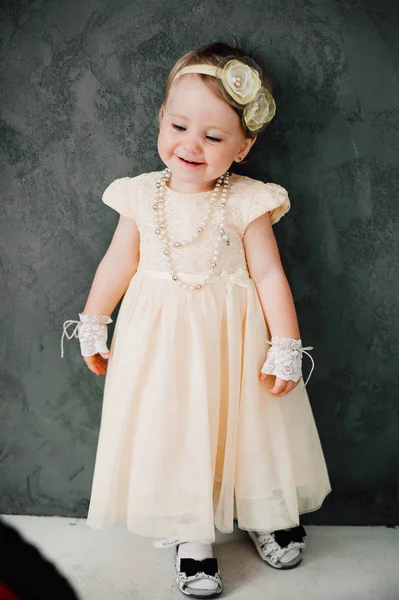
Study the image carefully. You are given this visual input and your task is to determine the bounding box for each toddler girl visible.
[61,42,331,598]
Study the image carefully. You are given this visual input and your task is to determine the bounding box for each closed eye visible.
[172,124,222,143]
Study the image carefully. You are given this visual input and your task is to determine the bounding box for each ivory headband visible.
[171,59,276,132]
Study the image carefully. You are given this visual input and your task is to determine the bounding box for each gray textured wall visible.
[1,0,398,524]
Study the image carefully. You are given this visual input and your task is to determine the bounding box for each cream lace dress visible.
[86,170,331,543]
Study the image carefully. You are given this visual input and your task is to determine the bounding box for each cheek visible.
[157,132,170,164]
[158,127,178,152]
[207,144,232,165]
[157,131,170,159]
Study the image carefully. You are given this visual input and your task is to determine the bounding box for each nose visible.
[182,133,202,155]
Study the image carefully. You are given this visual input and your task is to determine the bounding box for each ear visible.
[235,136,257,162]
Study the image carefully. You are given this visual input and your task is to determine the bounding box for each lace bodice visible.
[102,171,290,275]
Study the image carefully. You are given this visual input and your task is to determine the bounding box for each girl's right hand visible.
[83,352,110,376]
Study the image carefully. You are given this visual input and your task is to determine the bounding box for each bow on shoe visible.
[180,558,219,577]
[273,525,307,548]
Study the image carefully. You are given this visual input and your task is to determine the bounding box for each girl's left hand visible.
[259,373,300,397]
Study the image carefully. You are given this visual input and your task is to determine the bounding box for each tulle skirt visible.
[86,268,331,542]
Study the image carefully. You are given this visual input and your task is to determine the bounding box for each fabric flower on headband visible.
[243,87,276,132]
[172,59,276,134]
[220,59,262,104]
[220,60,276,132]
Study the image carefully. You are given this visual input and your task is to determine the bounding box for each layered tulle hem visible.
[87,270,331,541]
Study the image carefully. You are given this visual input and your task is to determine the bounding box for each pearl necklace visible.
[153,168,231,290]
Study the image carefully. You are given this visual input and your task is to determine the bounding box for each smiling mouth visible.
[178,156,204,166]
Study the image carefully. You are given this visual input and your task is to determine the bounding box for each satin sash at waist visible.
[135,267,250,291]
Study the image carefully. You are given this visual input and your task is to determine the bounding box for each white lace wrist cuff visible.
[61,314,113,358]
[261,336,315,386]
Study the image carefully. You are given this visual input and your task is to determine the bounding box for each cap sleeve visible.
[102,177,139,222]
[246,182,291,228]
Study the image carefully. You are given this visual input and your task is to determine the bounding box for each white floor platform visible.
[3,516,398,600]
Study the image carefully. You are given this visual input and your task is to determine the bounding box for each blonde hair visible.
[163,42,274,138]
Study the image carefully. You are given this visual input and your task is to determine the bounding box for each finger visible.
[273,380,297,397]
[92,354,107,364]
[96,353,109,365]
[95,359,108,369]
[83,355,106,375]
[84,360,96,372]
[83,357,101,375]
[270,376,286,389]
[97,359,108,372]
[83,356,97,366]
[93,359,106,373]
[268,378,288,396]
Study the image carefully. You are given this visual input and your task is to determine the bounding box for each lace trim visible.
[261,337,315,386]
[78,314,113,324]
[60,314,112,358]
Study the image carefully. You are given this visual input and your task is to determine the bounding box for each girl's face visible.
[158,75,256,193]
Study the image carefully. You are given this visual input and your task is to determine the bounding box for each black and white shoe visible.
[175,546,223,598]
[247,525,307,570]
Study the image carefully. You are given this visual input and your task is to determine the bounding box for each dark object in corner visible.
[0,517,80,600]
